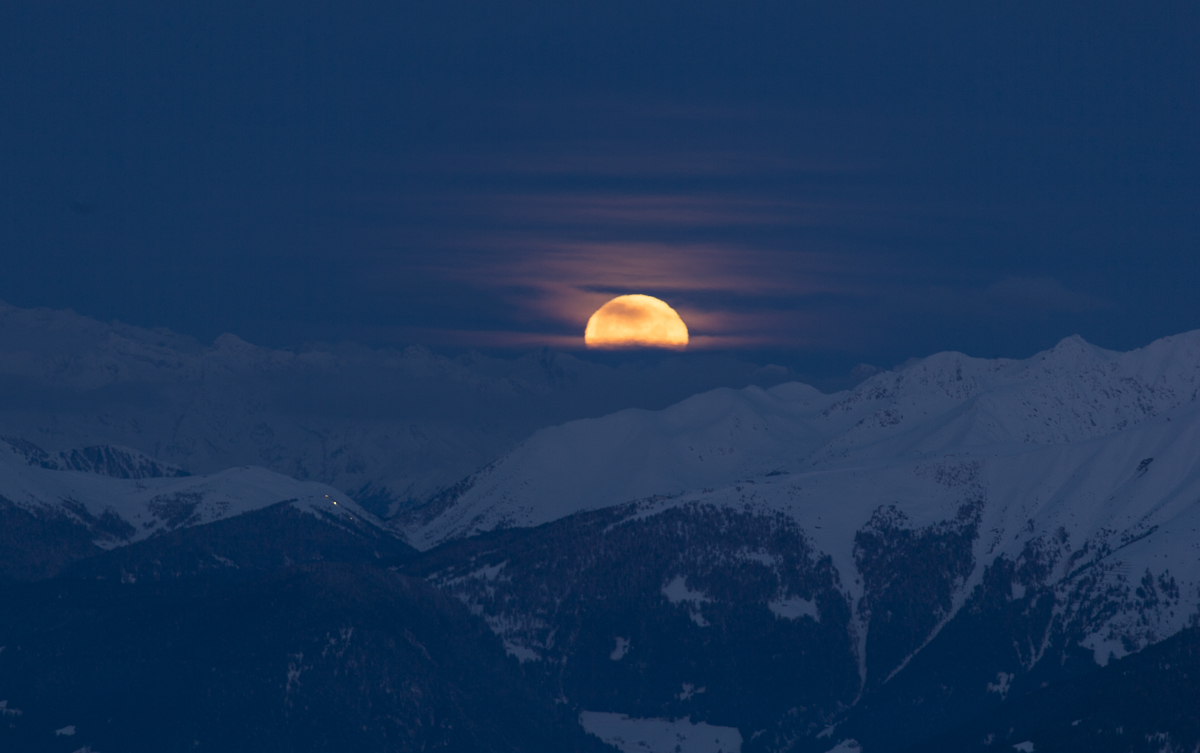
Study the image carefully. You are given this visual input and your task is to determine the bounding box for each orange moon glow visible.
[584,295,689,350]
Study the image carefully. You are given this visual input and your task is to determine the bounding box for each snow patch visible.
[504,643,541,663]
[662,575,712,605]
[822,740,862,752]
[677,683,706,700]
[211,554,238,568]
[285,652,305,699]
[579,711,741,753]
[768,595,819,621]
[663,575,712,627]
[736,549,778,567]
[56,725,77,736]
[321,627,354,659]
[611,636,630,661]
[987,671,1013,699]
[1013,743,1035,752]
[477,561,507,580]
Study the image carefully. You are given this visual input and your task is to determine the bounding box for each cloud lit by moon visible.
[584,295,689,350]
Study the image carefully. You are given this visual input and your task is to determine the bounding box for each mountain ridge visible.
[391,329,1200,751]
[408,329,1200,549]
[0,299,795,517]
[4,301,1199,751]
[0,439,393,581]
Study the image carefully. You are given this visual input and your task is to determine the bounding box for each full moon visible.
[584,294,689,350]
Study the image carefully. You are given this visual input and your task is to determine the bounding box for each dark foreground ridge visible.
[0,564,607,753]
[3,497,1196,753]
[913,626,1200,753]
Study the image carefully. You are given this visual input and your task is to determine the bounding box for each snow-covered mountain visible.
[0,301,789,517]
[412,332,1200,547]
[0,432,402,582]
[0,436,381,547]
[401,331,1200,751]
[2,437,190,479]
[6,297,1199,752]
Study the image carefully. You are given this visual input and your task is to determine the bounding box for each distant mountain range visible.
[0,300,790,517]
[1,301,1197,752]
[0,435,399,581]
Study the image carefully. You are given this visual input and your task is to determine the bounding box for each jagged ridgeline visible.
[392,330,1200,752]
[2,301,1200,752]
[0,301,791,519]
[2,437,190,479]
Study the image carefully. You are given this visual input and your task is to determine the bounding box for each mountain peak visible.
[409,326,1200,549]
[212,332,256,351]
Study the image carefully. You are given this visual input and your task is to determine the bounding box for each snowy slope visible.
[408,381,833,542]
[579,711,742,753]
[411,332,1200,544]
[0,439,382,548]
[409,331,1200,665]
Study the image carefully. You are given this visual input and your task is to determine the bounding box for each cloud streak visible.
[343,99,1122,360]
[366,159,908,350]
[431,235,867,348]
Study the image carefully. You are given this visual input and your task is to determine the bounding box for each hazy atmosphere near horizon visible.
[2,3,1199,753]
[3,1,1198,372]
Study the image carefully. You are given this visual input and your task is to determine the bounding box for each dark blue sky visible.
[2,0,1197,376]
